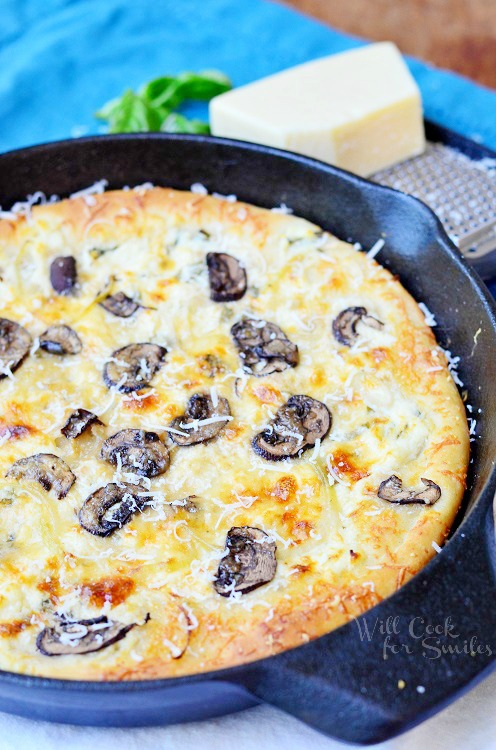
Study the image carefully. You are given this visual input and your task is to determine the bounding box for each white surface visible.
[0,669,495,750]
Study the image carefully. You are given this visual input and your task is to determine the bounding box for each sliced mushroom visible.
[179,495,199,513]
[103,343,166,393]
[100,429,170,478]
[79,482,147,536]
[36,615,135,656]
[168,393,231,446]
[61,409,102,439]
[332,306,384,347]
[7,453,76,498]
[206,252,247,302]
[253,395,331,461]
[0,318,32,378]
[213,526,277,596]
[0,425,30,441]
[50,256,77,295]
[39,325,82,355]
[231,318,298,376]
[414,479,442,504]
[377,475,441,505]
[99,292,140,318]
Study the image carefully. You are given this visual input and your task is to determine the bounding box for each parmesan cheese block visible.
[210,42,425,176]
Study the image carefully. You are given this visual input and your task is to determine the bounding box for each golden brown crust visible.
[0,186,469,680]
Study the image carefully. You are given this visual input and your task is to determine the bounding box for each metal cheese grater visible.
[372,121,496,280]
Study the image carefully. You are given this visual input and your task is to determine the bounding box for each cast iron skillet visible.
[0,134,495,745]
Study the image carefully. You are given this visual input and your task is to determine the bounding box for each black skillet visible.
[0,134,495,744]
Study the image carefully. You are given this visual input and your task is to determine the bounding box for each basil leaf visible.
[173,70,232,102]
[97,90,164,133]
[141,77,182,110]
[100,90,145,133]
[143,70,231,111]
[161,113,210,134]
[95,96,122,121]
[95,69,231,134]
[144,103,165,131]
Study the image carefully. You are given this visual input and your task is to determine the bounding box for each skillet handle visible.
[236,501,496,744]
[458,227,496,282]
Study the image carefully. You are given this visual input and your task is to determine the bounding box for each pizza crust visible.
[0,187,468,679]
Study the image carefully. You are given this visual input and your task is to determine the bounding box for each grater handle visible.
[458,220,496,280]
[372,121,496,283]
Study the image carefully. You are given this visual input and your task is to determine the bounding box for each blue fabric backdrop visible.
[1,0,496,154]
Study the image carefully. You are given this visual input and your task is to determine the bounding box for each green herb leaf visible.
[95,69,231,134]
[140,76,181,110]
[95,96,122,121]
[96,89,162,133]
[173,70,232,102]
[142,70,231,111]
[161,113,210,134]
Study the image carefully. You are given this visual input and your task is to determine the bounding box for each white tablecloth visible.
[1,669,495,750]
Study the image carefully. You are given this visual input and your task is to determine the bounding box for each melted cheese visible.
[0,187,469,680]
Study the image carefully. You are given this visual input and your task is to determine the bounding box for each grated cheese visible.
[442,348,464,387]
[9,191,58,219]
[271,203,293,215]
[418,302,438,327]
[326,455,351,486]
[366,238,385,259]
[70,179,109,201]
[179,415,233,430]
[309,438,321,463]
[190,182,208,196]
[210,386,218,408]
[163,638,183,658]
[212,192,237,203]
[0,361,15,380]
[132,182,154,193]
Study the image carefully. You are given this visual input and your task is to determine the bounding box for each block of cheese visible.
[210,42,425,177]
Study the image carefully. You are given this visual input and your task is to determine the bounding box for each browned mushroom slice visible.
[79,482,147,536]
[50,256,77,295]
[377,475,441,505]
[36,615,135,656]
[103,343,166,393]
[7,453,76,498]
[61,409,102,439]
[168,393,231,446]
[0,318,32,378]
[100,429,170,477]
[231,318,298,376]
[332,306,383,347]
[179,496,199,513]
[39,325,82,355]
[99,292,140,318]
[253,395,331,461]
[213,526,277,596]
[206,252,247,302]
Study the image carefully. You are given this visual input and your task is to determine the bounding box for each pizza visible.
[0,185,469,680]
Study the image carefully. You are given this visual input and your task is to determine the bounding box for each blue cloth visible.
[1,0,496,154]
